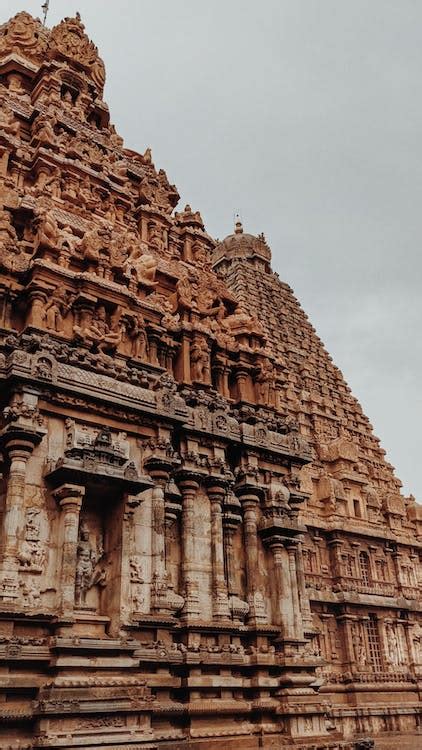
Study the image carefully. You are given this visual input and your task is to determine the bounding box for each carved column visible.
[26,289,48,329]
[0,433,43,601]
[53,484,85,615]
[144,455,184,616]
[150,482,167,610]
[295,541,313,630]
[266,538,296,638]
[337,613,358,670]
[237,489,267,623]
[287,542,304,640]
[207,483,230,620]
[178,478,201,620]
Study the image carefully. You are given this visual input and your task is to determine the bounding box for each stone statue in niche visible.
[129,556,144,583]
[37,167,62,199]
[172,274,196,312]
[385,623,400,666]
[75,521,106,608]
[0,207,23,272]
[0,101,20,137]
[73,304,123,355]
[132,585,145,612]
[148,222,167,254]
[79,225,111,263]
[255,359,275,405]
[124,237,157,284]
[126,312,148,360]
[31,112,57,147]
[43,286,75,332]
[221,301,264,336]
[20,579,41,608]
[192,240,209,267]
[352,624,367,668]
[35,209,60,251]
[190,337,210,383]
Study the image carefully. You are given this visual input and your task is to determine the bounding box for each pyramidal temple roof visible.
[0,9,418,539]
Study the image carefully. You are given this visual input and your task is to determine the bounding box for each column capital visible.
[53,483,85,510]
[176,475,201,494]
[205,481,227,504]
[0,433,44,459]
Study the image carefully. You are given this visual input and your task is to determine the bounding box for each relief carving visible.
[75,521,106,608]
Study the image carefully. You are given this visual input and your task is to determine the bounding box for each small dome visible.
[213,219,272,268]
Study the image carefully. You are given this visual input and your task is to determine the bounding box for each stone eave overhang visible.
[302,518,422,549]
[307,589,422,611]
[0,345,189,424]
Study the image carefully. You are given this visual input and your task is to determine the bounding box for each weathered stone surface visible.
[0,9,420,750]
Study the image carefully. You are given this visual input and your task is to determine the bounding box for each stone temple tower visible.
[0,10,420,750]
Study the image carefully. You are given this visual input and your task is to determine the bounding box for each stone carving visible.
[124,238,157,283]
[73,305,122,355]
[43,287,75,332]
[17,508,46,572]
[35,210,60,251]
[190,337,210,383]
[0,102,20,137]
[48,14,106,91]
[352,624,367,668]
[126,312,148,360]
[255,358,275,405]
[31,112,57,146]
[129,556,144,583]
[75,521,106,608]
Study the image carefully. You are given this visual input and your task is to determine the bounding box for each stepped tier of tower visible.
[0,10,420,750]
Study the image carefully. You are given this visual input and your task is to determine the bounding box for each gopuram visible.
[0,10,420,750]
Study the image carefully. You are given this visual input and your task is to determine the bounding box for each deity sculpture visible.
[352,627,367,668]
[41,167,62,199]
[75,522,105,608]
[190,338,210,383]
[255,359,275,405]
[73,304,123,355]
[0,101,20,137]
[35,210,59,251]
[221,301,263,335]
[148,222,167,254]
[31,112,57,146]
[127,312,149,360]
[44,286,75,332]
[124,238,157,284]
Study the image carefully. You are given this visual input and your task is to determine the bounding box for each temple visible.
[0,11,420,750]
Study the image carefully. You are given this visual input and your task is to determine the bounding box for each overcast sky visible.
[4,1,421,499]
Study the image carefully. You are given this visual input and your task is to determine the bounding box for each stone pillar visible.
[224,525,238,598]
[295,541,313,629]
[150,482,167,610]
[207,484,230,620]
[26,289,48,329]
[287,543,304,640]
[267,539,296,638]
[0,436,42,601]
[179,478,201,619]
[238,493,267,623]
[337,613,358,670]
[53,484,85,615]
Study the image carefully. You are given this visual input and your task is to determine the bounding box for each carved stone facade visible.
[0,10,419,750]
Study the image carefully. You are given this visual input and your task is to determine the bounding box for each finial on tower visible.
[234,213,243,234]
[41,0,50,26]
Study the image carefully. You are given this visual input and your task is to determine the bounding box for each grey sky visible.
[4,1,421,498]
